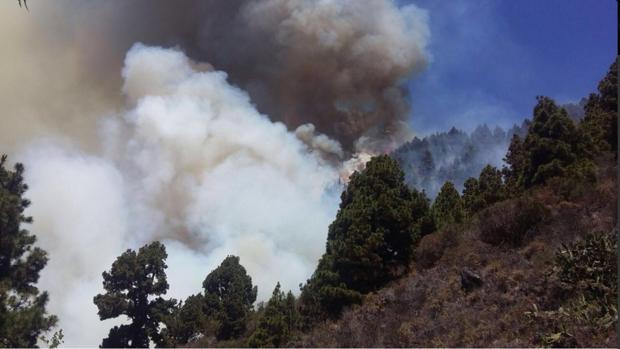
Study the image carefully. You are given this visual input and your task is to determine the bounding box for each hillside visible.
[291,154,617,347]
[181,61,618,349]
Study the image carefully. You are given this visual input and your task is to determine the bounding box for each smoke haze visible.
[0,1,430,345]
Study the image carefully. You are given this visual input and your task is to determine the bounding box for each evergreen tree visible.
[502,134,526,194]
[247,283,299,348]
[462,177,482,216]
[432,181,464,228]
[93,241,176,348]
[478,165,505,206]
[202,255,257,340]
[463,165,506,216]
[298,254,362,323]
[161,294,212,347]
[300,155,421,320]
[0,155,57,347]
[410,189,433,237]
[521,96,579,187]
[328,155,418,290]
[420,150,435,178]
[581,60,618,156]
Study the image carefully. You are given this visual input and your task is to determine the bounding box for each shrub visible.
[479,197,549,246]
[527,231,617,347]
[554,231,617,310]
[414,227,459,269]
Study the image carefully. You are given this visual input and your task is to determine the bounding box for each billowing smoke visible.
[1,0,429,153]
[201,0,430,151]
[21,44,341,346]
[0,0,430,346]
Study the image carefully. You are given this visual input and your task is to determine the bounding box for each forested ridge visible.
[0,53,616,347]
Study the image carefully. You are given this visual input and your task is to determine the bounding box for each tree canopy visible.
[0,155,57,347]
[581,61,618,156]
[202,255,257,340]
[432,181,464,228]
[462,165,506,216]
[93,241,176,348]
[300,155,426,320]
[161,294,212,347]
[248,282,299,347]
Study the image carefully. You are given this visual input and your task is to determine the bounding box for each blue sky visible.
[405,0,618,135]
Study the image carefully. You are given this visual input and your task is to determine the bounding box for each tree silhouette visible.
[94,241,176,348]
[202,256,257,340]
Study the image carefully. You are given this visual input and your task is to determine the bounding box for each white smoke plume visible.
[18,45,340,346]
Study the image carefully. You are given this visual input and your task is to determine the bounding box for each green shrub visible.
[555,231,617,310]
[527,231,617,347]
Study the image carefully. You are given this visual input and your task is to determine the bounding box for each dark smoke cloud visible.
[12,0,429,153]
[198,0,430,151]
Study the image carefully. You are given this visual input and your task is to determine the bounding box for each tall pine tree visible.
[521,96,579,187]
[300,155,422,320]
[581,60,618,156]
[247,283,299,348]
[202,256,257,340]
[93,241,176,348]
[0,155,57,347]
[432,181,464,228]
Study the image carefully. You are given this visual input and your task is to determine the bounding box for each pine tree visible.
[328,155,418,289]
[502,134,526,194]
[0,155,57,347]
[300,155,421,320]
[521,96,579,187]
[247,283,299,348]
[202,255,257,340]
[462,177,482,216]
[478,165,505,206]
[411,189,435,237]
[463,165,506,216]
[581,60,618,156]
[432,181,464,228]
[298,254,362,323]
[93,241,176,348]
[161,294,212,347]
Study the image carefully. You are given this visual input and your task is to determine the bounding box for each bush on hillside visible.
[479,197,550,246]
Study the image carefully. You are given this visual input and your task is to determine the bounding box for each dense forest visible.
[392,102,586,198]
[392,123,528,198]
[1,56,616,347]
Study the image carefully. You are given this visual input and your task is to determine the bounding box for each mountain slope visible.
[291,155,617,347]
